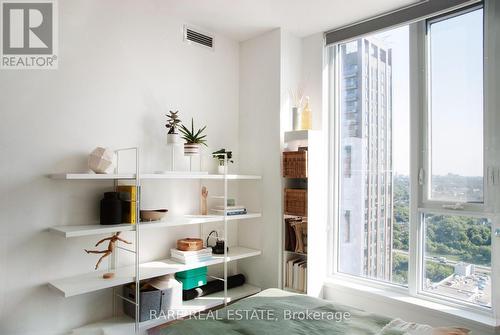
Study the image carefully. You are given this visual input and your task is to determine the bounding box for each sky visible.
[371,8,483,177]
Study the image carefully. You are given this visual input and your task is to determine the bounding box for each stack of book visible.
[286,258,307,292]
[116,185,138,223]
[211,205,247,216]
[170,248,213,264]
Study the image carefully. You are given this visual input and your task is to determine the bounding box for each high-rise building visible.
[338,37,393,281]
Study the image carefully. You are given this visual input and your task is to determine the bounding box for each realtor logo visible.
[1,0,58,69]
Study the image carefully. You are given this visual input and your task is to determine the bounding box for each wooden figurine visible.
[84,232,132,270]
[201,186,208,215]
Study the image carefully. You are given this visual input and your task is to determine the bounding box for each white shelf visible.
[48,247,261,297]
[49,173,261,180]
[141,283,261,329]
[70,284,261,335]
[284,130,310,142]
[49,213,262,238]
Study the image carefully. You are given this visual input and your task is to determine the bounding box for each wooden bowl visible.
[177,238,203,251]
[140,209,168,222]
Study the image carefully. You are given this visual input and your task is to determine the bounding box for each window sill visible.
[323,277,499,330]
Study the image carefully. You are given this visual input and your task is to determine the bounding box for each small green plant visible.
[212,149,233,165]
[179,118,207,145]
[165,110,181,134]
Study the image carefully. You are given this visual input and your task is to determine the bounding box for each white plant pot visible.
[166,133,181,145]
[184,143,200,156]
[218,164,226,174]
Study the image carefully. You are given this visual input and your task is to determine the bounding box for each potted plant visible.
[179,118,207,156]
[165,110,182,144]
[212,149,233,174]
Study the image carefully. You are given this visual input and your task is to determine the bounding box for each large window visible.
[330,4,490,310]
[427,8,484,203]
[336,25,410,285]
[423,214,491,307]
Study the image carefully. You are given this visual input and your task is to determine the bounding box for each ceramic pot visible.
[100,192,122,225]
[218,164,226,174]
[167,133,181,144]
[184,143,200,156]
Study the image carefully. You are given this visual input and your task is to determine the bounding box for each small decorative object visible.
[88,147,115,174]
[176,238,203,251]
[100,192,123,225]
[200,186,208,215]
[212,148,234,174]
[179,118,207,156]
[103,273,115,279]
[206,230,228,255]
[175,267,208,290]
[300,96,312,130]
[84,232,132,270]
[289,88,304,131]
[165,110,182,144]
[140,209,168,222]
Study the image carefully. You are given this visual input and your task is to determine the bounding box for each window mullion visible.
[484,0,500,321]
[408,21,425,297]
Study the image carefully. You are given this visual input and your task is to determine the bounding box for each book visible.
[117,185,138,224]
[171,255,213,264]
[121,201,137,224]
[170,248,212,257]
[117,185,138,201]
[210,209,248,216]
[286,258,307,292]
[215,205,246,211]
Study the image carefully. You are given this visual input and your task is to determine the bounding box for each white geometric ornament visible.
[88,147,115,174]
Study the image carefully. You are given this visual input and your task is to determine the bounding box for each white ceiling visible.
[164,0,420,41]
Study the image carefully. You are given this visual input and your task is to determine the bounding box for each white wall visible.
[0,0,240,334]
[237,29,282,289]
[301,33,325,130]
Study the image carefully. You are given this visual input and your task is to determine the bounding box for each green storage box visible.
[175,266,207,290]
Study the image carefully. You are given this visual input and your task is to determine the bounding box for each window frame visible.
[328,1,498,317]
[421,4,486,212]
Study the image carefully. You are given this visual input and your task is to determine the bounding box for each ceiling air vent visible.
[183,25,214,50]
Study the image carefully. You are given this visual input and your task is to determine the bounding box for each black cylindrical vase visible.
[100,192,122,225]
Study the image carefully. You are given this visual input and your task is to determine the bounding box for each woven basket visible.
[284,188,307,216]
[282,151,307,178]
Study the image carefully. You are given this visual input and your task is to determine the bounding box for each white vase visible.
[292,107,301,131]
[184,143,200,156]
[218,164,226,174]
[167,133,181,145]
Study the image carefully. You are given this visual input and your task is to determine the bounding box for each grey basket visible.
[123,285,178,322]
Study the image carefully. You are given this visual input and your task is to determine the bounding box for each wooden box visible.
[284,188,307,216]
[283,150,307,178]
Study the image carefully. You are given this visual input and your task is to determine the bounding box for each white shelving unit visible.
[49,247,261,297]
[50,173,261,180]
[48,148,262,334]
[49,213,262,238]
[281,130,326,297]
[282,130,310,294]
[70,284,261,335]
